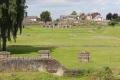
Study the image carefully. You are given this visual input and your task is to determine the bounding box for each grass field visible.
[4,25,120,79]
[0,72,91,80]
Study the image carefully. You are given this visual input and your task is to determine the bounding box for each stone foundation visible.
[0,51,82,77]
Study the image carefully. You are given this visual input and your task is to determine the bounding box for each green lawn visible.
[0,72,88,80]
[4,25,120,79]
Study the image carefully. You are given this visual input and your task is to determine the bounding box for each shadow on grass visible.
[7,45,57,55]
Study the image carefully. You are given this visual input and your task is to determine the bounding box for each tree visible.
[106,13,120,26]
[40,11,52,23]
[117,16,120,22]
[106,13,113,20]
[0,0,26,51]
[71,11,77,15]
[112,13,119,20]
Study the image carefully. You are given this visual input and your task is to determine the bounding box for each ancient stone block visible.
[79,51,90,62]
[0,51,11,61]
[38,50,51,59]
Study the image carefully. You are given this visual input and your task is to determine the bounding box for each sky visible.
[26,0,120,19]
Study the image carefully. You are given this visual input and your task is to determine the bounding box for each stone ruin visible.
[38,50,51,59]
[0,51,65,76]
[0,51,11,61]
[0,51,86,77]
[79,51,91,62]
[0,58,62,73]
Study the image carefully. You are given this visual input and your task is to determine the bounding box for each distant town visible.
[23,11,120,28]
[24,12,104,27]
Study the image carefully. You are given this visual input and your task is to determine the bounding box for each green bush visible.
[91,67,114,80]
[108,21,117,26]
[108,18,120,26]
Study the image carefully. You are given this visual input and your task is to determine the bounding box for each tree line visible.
[0,0,26,51]
[106,13,120,26]
[106,13,120,20]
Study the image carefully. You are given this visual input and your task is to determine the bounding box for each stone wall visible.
[0,51,82,77]
[0,57,58,71]
[0,57,64,76]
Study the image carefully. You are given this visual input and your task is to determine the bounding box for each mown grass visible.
[3,25,120,79]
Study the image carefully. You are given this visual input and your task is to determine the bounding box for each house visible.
[79,13,86,20]
[60,12,103,23]
[24,16,38,22]
[86,14,92,20]
[86,12,103,21]
[60,15,80,21]
[23,16,39,25]
[93,15,103,21]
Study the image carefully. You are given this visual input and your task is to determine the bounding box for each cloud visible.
[27,0,81,6]
[26,0,120,19]
[34,0,80,3]
[27,0,117,8]
[27,0,120,5]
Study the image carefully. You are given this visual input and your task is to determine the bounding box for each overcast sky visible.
[26,0,120,19]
